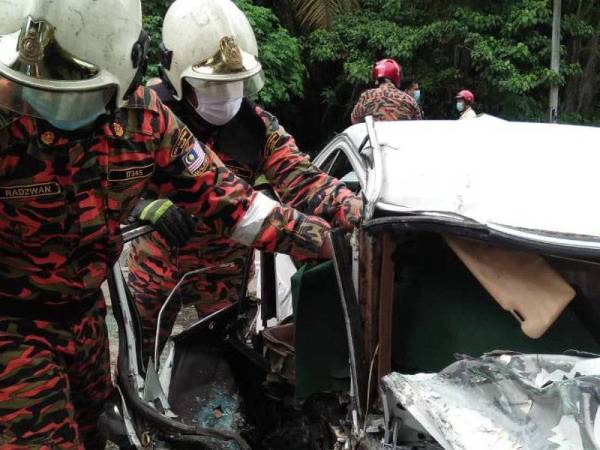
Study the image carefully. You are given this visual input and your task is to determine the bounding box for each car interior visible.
[390,231,600,375]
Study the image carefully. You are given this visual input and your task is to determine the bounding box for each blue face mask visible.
[22,87,108,131]
[456,101,465,113]
[45,115,102,131]
[413,90,421,103]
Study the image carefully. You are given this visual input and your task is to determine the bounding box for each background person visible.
[401,77,421,103]
[456,89,477,119]
[401,77,423,116]
[351,58,422,124]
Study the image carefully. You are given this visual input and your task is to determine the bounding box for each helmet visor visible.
[185,71,265,101]
[0,74,115,121]
[0,17,101,84]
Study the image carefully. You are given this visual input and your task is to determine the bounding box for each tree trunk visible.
[261,0,299,35]
[576,24,600,115]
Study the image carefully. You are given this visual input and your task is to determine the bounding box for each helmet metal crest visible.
[161,0,264,99]
[0,0,144,108]
[18,17,54,65]
[195,36,244,74]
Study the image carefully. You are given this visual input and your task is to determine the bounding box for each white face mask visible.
[188,80,244,126]
[195,97,243,126]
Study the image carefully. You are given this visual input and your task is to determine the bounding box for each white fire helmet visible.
[160,0,264,102]
[0,0,148,123]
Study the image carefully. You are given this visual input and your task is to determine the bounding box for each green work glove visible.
[130,199,196,247]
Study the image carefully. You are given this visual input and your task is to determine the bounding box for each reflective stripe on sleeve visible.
[231,192,279,246]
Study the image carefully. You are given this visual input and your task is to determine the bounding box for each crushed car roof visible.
[344,117,600,243]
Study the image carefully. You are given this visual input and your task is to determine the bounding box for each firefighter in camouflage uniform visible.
[351,58,422,124]
[0,0,333,448]
[128,0,363,360]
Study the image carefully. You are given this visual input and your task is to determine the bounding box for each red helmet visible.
[372,59,402,87]
[456,90,475,103]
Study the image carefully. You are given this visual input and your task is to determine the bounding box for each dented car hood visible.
[382,353,600,450]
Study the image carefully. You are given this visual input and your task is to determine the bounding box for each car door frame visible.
[312,134,367,188]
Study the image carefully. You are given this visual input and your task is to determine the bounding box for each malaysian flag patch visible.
[182,141,210,176]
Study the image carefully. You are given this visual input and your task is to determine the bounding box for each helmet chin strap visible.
[123,29,150,99]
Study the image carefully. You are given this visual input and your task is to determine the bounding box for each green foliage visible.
[141,0,171,79]
[138,0,600,150]
[140,0,304,108]
[143,14,163,79]
[302,0,600,125]
[234,0,305,106]
[289,0,360,30]
[141,0,171,15]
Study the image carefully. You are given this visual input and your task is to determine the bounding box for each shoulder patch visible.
[0,181,61,199]
[265,128,286,153]
[172,127,194,158]
[182,141,210,176]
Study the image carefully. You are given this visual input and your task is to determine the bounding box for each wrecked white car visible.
[103,116,600,450]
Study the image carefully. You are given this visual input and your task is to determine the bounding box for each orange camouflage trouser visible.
[0,293,111,450]
[128,233,252,363]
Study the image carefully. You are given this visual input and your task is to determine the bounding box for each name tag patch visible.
[108,164,155,182]
[183,142,210,176]
[0,182,61,199]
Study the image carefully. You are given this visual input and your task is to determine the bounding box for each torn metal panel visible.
[359,229,381,370]
[143,359,177,419]
[378,233,396,379]
[382,354,600,449]
[331,228,368,417]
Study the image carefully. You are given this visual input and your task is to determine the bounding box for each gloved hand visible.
[129,199,195,247]
[334,197,363,231]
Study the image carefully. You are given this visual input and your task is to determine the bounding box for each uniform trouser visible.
[0,293,112,450]
[128,241,251,363]
[129,267,244,364]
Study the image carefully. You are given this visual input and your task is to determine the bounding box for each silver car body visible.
[271,116,600,449]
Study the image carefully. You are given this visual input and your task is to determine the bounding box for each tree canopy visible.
[141,0,600,151]
[301,0,600,134]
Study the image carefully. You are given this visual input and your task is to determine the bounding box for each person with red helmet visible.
[456,89,477,119]
[351,58,422,124]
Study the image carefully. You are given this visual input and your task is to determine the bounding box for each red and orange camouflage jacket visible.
[0,87,330,318]
[351,80,422,124]
[128,98,361,315]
